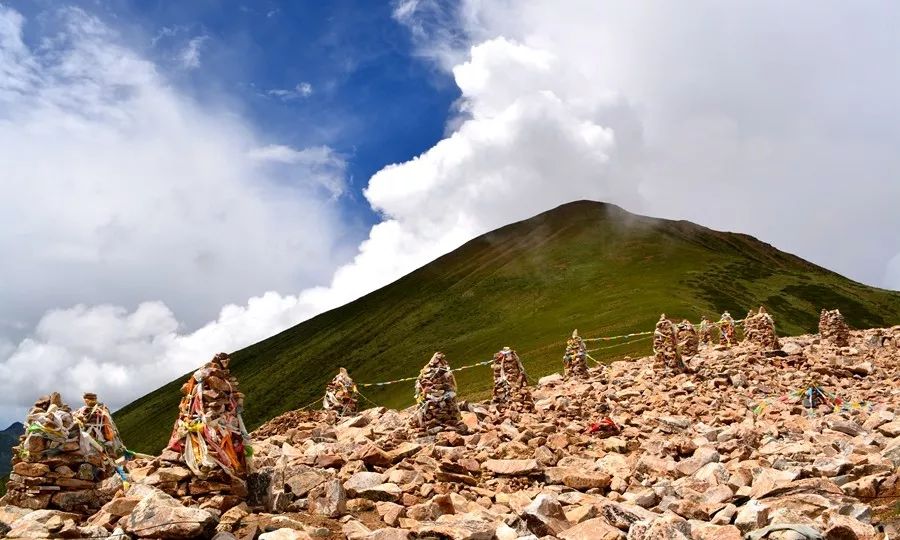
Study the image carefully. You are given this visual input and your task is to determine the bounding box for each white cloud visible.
[267,82,314,101]
[179,35,208,69]
[394,0,900,289]
[0,6,350,422]
[248,144,347,197]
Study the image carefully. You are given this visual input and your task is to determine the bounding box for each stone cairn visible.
[2,393,115,513]
[322,367,359,417]
[697,317,714,347]
[74,393,126,461]
[162,352,251,503]
[653,314,686,372]
[820,308,851,347]
[491,347,535,414]
[743,305,780,350]
[562,330,589,379]
[411,352,464,433]
[676,319,699,357]
[718,311,737,346]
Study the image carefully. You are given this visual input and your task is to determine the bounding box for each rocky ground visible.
[2,326,900,539]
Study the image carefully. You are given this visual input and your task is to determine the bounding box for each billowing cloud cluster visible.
[0,6,349,422]
[2,1,900,426]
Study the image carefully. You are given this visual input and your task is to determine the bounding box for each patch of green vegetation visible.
[114,201,900,453]
[0,475,7,497]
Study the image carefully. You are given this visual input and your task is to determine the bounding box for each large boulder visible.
[122,486,216,539]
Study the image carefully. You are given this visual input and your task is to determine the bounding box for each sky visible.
[1,0,899,427]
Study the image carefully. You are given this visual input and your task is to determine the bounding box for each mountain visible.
[114,201,900,453]
[0,422,24,496]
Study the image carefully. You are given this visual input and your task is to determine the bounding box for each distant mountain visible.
[115,200,900,453]
[0,422,23,496]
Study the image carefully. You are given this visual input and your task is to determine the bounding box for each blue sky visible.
[1,1,899,426]
[11,0,460,227]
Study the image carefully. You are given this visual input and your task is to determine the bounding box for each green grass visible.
[114,201,900,453]
[0,475,6,497]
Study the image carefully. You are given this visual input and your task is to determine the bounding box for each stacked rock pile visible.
[323,367,359,417]
[143,352,251,509]
[491,347,535,414]
[653,314,686,373]
[562,330,589,379]
[820,308,851,347]
[697,317,714,347]
[410,352,464,434]
[676,319,699,357]
[743,306,780,350]
[1,393,117,514]
[718,311,737,345]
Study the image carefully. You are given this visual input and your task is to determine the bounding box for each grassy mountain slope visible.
[115,201,900,453]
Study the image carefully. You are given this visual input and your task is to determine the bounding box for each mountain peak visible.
[115,202,900,452]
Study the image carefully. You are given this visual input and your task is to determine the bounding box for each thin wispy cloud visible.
[179,35,209,69]
[267,82,314,100]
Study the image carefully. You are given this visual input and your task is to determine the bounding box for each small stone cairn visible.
[161,352,251,502]
[697,317,714,347]
[562,330,589,379]
[74,393,126,460]
[322,367,359,417]
[743,305,780,350]
[411,352,464,433]
[820,308,850,347]
[491,347,535,414]
[676,319,699,357]
[718,311,737,346]
[1,393,114,513]
[653,314,686,372]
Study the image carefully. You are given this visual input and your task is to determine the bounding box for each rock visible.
[123,486,216,539]
[562,471,612,490]
[258,529,314,540]
[734,499,770,533]
[344,471,387,496]
[521,493,571,537]
[315,478,347,517]
[557,517,624,539]
[688,520,742,540]
[364,528,411,540]
[356,483,402,502]
[483,458,542,476]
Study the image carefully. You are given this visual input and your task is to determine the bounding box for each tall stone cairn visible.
[322,367,359,417]
[743,306,780,350]
[162,352,251,502]
[562,330,589,379]
[676,319,700,357]
[411,352,464,433]
[820,308,850,347]
[1,393,112,513]
[491,347,535,414]
[653,314,686,372]
[698,317,714,347]
[718,311,737,346]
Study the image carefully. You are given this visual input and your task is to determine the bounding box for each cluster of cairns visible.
[2,392,123,514]
[7,306,900,540]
